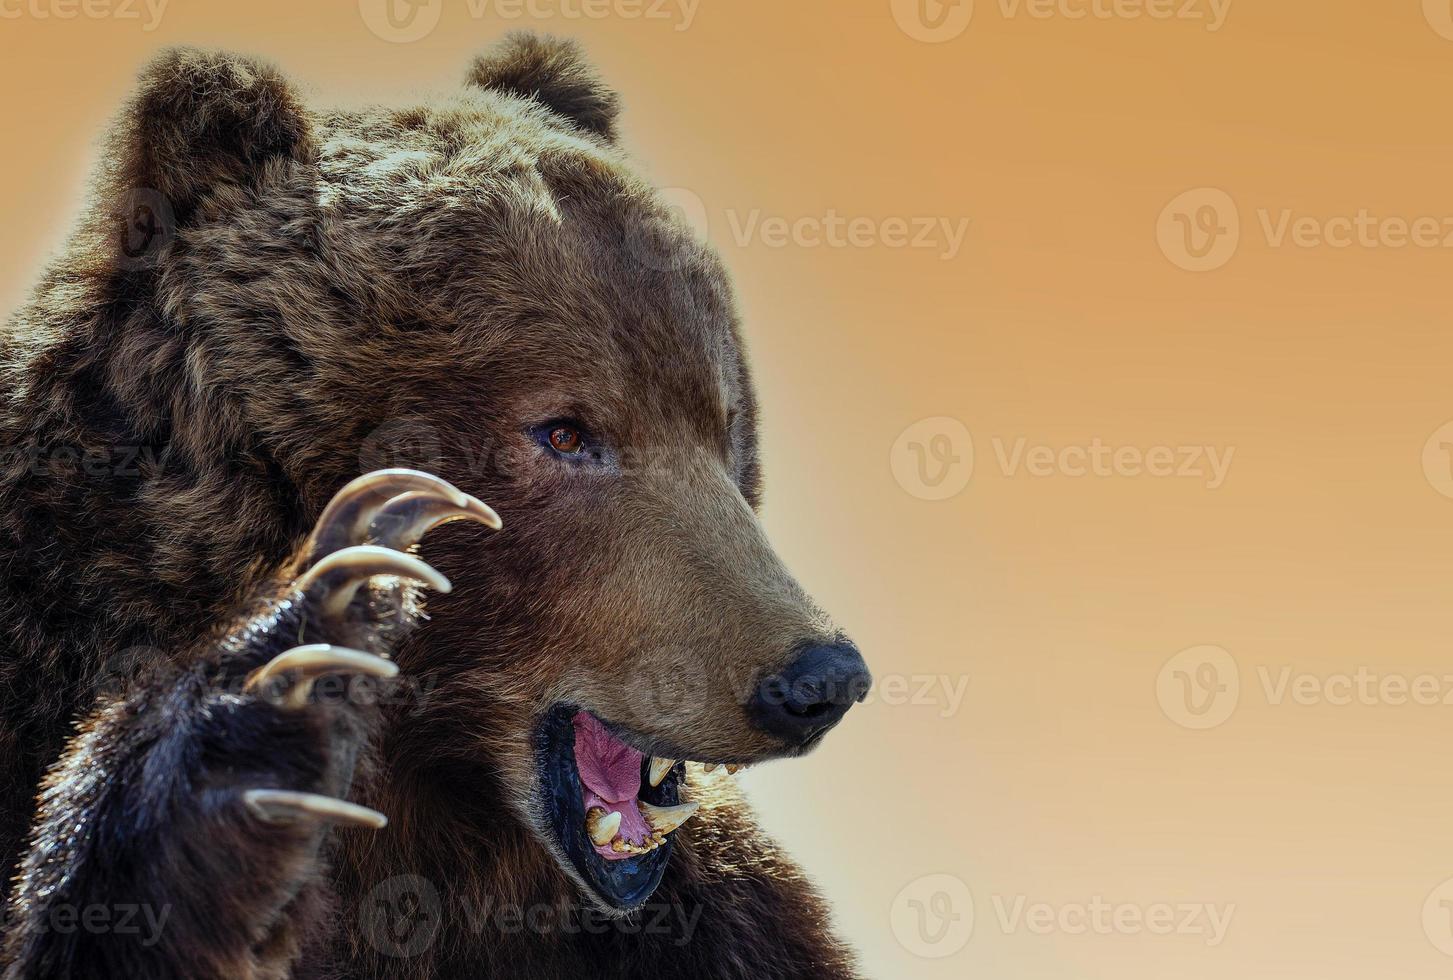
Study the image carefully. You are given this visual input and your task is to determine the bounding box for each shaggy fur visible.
[0,34,864,978]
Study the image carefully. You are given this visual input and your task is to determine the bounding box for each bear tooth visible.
[648,757,676,788]
[587,809,622,847]
[725,764,743,775]
[701,763,718,773]
[639,800,700,836]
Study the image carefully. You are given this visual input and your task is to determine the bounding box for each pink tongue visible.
[572,712,653,855]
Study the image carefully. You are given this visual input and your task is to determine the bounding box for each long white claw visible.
[587,808,622,847]
[648,757,677,788]
[368,490,502,551]
[295,545,451,618]
[243,789,388,830]
[244,644,399,709]
[639,800,700,836]
[306,469,471,565]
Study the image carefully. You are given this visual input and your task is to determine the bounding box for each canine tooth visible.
[648,757,676,788]
[587,809,622,847]
[639,800,700,836]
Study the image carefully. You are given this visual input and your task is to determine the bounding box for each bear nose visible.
[747,642,872,745]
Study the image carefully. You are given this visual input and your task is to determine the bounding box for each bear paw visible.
[233,468,499,831]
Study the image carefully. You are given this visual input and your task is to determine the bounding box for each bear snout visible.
[744,641,872,748]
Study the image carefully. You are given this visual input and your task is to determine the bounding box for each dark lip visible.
[534,704,682,911]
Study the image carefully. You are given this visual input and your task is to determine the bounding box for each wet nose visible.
[747,642,872,745]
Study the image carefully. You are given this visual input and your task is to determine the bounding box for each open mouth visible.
[536,705,705,911]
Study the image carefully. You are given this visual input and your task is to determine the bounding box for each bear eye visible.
[549,426,583,454]
[541,423,587,457]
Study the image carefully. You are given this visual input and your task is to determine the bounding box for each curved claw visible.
[244,644,399,709]
[295,545,451,619]
[243,789,387,830]
[305,469,470,566]
[368,490,501,552]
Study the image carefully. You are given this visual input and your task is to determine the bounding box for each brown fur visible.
[0,34,862,977]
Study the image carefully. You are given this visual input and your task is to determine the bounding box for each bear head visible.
[94,33,872,912]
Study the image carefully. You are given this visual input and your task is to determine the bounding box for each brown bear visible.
[0,31,872,980]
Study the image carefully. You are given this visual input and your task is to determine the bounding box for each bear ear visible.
[465,33,621,141]
[112,47,312,214]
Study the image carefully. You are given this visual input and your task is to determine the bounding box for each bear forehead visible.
[314,94,588,189]
[300,104,740,379]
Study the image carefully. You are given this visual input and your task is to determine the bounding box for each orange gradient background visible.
[4,1,1453,976]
